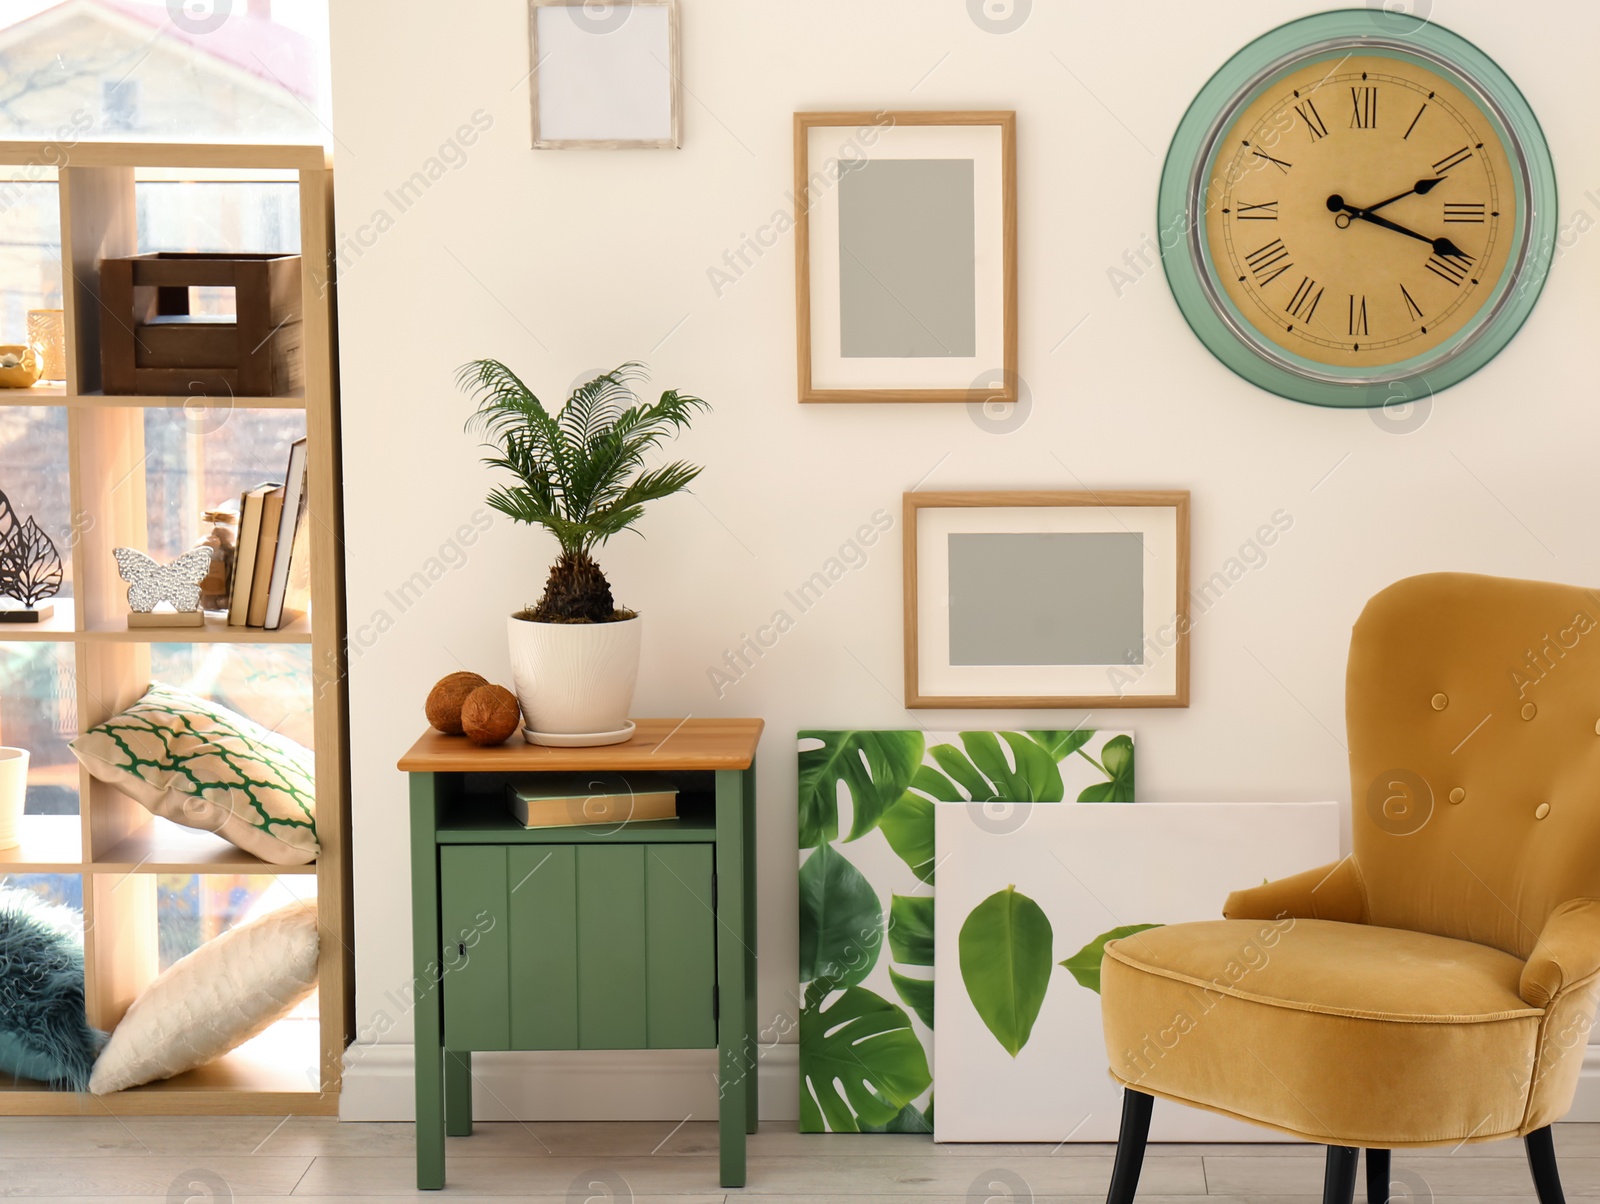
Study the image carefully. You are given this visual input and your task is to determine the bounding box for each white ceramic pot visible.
[0,747,30,851]
[507,614,642,737]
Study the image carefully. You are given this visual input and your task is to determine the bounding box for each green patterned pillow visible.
[70,682,317,865]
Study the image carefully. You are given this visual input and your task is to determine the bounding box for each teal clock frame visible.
[1158,10,1557,409]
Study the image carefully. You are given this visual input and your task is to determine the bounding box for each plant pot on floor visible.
[507,614,641,745]
[0,747,29,850]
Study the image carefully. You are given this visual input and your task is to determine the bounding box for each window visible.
[0,0,331,142]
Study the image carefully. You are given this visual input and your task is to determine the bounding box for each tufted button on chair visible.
[1099,574,1600,1204]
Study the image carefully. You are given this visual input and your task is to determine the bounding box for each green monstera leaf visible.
[958,886,1055,1057]
[920,731,1065,803]
[1077,734,1135,802]
[878,789,935,884]
[1024,728,1095,761]
[798,730,925,848]
[889,966,934,1029]
[799,985,932,1132]
[859,1099,933,1133]
[1061,923,1163,993]
[887,894,934,967]
[798,843,884,988]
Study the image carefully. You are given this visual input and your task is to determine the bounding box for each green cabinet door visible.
[441,841,717,1054]
[508,845,579,1050]
[645,845,717,1049]
[439,846,510,1050]
[575,844,648,1049]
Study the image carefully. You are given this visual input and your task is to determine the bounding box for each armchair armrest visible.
[1520,899,1600,1008]
[1222,857,1365,924]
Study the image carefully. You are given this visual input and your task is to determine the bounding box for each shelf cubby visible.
[0,141,348,1115]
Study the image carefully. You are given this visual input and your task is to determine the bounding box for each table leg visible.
[715,769,748,1188]
[742,762,758,1136]
[444,1050,473,1137]
[410,773,446,1190]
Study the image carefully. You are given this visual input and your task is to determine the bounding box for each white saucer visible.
[523,720,636,748]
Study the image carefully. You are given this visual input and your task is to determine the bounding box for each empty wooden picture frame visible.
[529,0,681,149]
[794,111,1017,403]
[903,491,1191,708]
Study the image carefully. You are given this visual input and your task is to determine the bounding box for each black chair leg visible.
[1323,1145,1359,1204]
[1104,1089,1154,1204]
[1526,1126,1567,1204]
[1365,1148,1390,1204]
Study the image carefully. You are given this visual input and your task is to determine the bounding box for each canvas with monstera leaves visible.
[796,728,1134,1134]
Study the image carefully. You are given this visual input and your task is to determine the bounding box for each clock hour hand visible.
[1326,196,1471,258]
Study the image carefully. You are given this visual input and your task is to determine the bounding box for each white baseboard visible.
[339,1042,800,1123]
[343,1041,1600,1130]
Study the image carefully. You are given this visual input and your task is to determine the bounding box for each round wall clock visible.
[1159,10,1556,408]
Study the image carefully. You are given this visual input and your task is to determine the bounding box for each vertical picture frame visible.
[794,111,1017,404]
[528,0,682,150]
[903,490,1191,708]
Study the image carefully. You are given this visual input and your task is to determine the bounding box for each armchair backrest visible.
[1347,572,1600,959]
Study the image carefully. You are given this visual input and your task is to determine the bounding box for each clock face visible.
[1159,12,1556,408]
[1205,54,1516,370]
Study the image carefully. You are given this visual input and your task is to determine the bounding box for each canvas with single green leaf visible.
[931,802,1338,1142]
[796,728,1135,1133]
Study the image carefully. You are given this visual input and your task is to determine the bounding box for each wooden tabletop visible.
[398,718,764,773]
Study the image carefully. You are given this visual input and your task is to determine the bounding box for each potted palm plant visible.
[460,360,708,746]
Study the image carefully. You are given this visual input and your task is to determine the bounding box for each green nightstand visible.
[399,718,762,1190]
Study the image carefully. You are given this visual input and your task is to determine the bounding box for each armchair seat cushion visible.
[1102,918,1546,1147]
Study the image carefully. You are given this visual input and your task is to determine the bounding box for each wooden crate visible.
[99,252,304,397]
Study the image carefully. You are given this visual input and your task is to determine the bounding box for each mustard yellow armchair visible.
[1100,573,1600,1204]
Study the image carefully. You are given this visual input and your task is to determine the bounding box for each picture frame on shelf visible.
[903,490,1191,709]
[528,0,681,150]
[794,110,1016,404]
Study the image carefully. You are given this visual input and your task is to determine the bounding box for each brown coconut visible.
[461,685,522,747]
[426,671,489,735]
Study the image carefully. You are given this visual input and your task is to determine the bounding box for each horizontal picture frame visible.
[903,490,1191,709]
[794,110,1017,404]
[528,0,682,150]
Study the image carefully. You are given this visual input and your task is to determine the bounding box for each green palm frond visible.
[460,360,708,558]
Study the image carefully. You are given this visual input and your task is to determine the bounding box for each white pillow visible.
[89,900,319,1094]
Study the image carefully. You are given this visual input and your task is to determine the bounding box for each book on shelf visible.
[245,485,286,626]
[227,481,283,626]
[506,772,678,829]
[264,437,310,630]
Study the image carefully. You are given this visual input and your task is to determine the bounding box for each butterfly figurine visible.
[113,546,214,613]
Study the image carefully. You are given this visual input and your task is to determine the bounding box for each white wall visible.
[327,0,1600,1115]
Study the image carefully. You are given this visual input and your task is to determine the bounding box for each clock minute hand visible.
[1361,177,1445,215]
[1329,198,1471,258]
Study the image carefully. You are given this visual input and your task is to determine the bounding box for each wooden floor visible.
[0,1116,1596,1200]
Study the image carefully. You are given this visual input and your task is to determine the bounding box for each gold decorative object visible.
[26,309,65,382]
[0,345,41,389]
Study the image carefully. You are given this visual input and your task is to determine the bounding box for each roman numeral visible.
[1403,103,1427,140]
[1286,276,1324,323]
[1236,201,1278,220]
[1252,149,1293,174]
[1350,87,1378,129]
[1444,202,1487,223]
[1425,251,1473,286]
[1349,294,1368,337]
[1245,238,1293,286]
[1432,146,1473,175]
[1295,99,1329,141]
[1401,282,1424,320]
